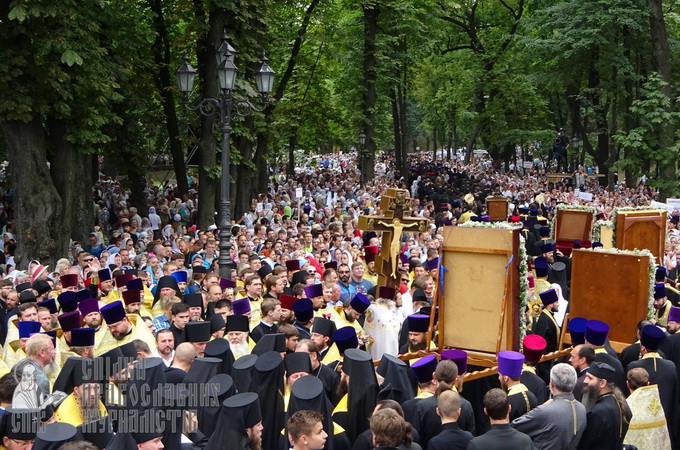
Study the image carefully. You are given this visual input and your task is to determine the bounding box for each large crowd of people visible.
[0,149,678,449]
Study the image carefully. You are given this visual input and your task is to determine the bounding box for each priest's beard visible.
[581,388,598,412]
[248,436,262,450]
[231,340,250,359]
[409,342,426,352]
[336,375,349,399]
[77,388,102,422]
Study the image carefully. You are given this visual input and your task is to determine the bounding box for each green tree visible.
[0,0,146,266]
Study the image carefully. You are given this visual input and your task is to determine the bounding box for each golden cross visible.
[358,188,429,287]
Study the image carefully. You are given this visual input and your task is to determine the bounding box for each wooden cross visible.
[358,188,430,287]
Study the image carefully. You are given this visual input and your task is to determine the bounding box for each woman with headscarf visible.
[106,253,122,271]
[178,203,190,226]
[147,206,162,240]
[85,233,105,258]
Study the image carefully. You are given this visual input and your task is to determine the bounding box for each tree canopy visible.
[2,0,680,263]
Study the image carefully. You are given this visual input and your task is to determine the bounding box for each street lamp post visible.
[177,33,275,280]
[571,135,580,172]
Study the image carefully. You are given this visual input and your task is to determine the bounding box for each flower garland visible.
[611,206,666,246]
[593,247,656,319]
[550,204,597,239]
[518,234,529,343]
[592,220,613,243]
[458,221,529,344]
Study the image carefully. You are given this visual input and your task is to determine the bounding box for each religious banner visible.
[358,188,429,288]
[485,196,509,221]
[552,205,595,243]
[570,248,654,351]
[614,208,666,262]
[440,225,522,365]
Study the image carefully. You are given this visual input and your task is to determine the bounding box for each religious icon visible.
[377,218,422,278]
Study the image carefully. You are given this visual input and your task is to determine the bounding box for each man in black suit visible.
[568,344,594,402]
[627,324,677,444]
[428,390,473,450]
[467,388,533,450]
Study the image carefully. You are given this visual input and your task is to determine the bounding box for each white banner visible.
[651,200,675,213]
[665,198,680,211]
[577,192,593,202]
[295,187,303,198]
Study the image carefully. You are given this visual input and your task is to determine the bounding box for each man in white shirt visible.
[155,329,175,367]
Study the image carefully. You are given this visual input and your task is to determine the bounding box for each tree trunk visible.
[390,89,403,177]
[648,0,675,197]
[464,90,486,164]
[565,83,582,165]
[49,120,94,247]
[255,137,269,195]
[232,116,257,220]
[193,3,222,229]
[464,122,483,165]
[2,120,66,268]
[148,0,189,198]
[398,83,408,181]
[288,131,296,178]
[360,1,379,185]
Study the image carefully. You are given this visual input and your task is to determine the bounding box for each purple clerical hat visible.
[498,350,524,378]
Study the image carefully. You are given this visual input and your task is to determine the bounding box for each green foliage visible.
[4,0,680,193]
[615,73,680,191]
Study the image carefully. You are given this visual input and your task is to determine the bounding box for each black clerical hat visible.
[284,352,311,376]
[77,417,114,449]
[185,321,211,342]
[34,422,77,449]
[311,317,336,337]
[232,354,258,393]
[204,338,235,375]
[183,293,203,308]
[252,333,286,356]
[184,357,221,386]
[210,314,226,334]
[226,314,250,332]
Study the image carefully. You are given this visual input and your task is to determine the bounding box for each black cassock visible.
[534,309,559,381]
[312,362,340,406]
[577,392,631,450]
[520,369,549,404]
[534,310,559,353]
[661,332,680,448]
[507,387,538,421]
[410,393,475,448]
[619,342,642,370]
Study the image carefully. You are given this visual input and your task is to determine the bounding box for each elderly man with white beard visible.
[226,315,254,359]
